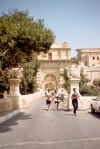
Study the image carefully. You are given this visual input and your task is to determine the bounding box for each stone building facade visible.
[37,46,100,90]
[36,42,71,90]
[76,48,100,84]
[76,48,100,66]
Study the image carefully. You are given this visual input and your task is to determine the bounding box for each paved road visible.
[0,95,100,149]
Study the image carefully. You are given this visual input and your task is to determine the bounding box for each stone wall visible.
[0,98,13,113]
[63,94,69,110]
[19,92,40,109]
[79,96,96,110]
[0,92,40,113]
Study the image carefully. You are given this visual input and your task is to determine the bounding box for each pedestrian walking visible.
[71,88,80,116]
[54,89,60,110]
[45,88,52,111]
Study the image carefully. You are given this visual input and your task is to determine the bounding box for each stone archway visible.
[44,74,57,90]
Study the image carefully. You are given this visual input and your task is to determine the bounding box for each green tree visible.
[93,79,100,93]
[19,54,40,94]
[79,68,90,95]
[61,69,70,93]
[71,57,78,64]
[79,68,99,96]
[0,9,55,68]
[93,79,100,89]
[0,72,9,98]
[0,9,55,97]
[79,69,90,87]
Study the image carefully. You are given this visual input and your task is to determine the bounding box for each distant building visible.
[36,46,100,90]
[76,48,100,66]
[76,48,100,84]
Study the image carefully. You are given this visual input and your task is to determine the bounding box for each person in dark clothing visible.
[71,88,80,116]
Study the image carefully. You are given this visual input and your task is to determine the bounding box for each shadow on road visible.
[88,111,100,119]
[0,112,32,133]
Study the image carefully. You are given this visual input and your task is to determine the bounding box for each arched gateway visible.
[36,42,71,91]
[44,74,57,90]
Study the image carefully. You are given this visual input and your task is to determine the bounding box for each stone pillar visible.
[9,79,21,96]
[8,79,22,110]
[69,78,80,110]
[87,53,90,66]
[36,69,43,90]
[63,94,69,110]
[70,78,80,94]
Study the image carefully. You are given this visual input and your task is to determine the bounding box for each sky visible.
[0,0,100,57]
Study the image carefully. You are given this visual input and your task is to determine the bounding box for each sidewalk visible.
[0,109,20,124]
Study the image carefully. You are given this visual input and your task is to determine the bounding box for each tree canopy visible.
[93,79,100,91]
[79,68,99,96]
[19,54,40,94]
[0,9,55,68]
[61,69,70,93]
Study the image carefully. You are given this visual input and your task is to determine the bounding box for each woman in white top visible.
[54,89,60,110]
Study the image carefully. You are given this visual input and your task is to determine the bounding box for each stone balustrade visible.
[63,94,69,110]
[19,92,40,108]
[0,92,40,113]
[79,96,96,110]
[0,98,13,113]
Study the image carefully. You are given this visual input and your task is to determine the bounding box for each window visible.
[97,57,99,60]
[48,53,52,60]
[85,62,87,66]
[93,57,95,60]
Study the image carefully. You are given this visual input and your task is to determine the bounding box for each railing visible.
[0,92,40,113]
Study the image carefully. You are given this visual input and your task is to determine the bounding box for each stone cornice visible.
[38,59,70,62]
[51,42,70,49]
[76,48,100,53]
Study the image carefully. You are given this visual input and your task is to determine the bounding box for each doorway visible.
[44,74,57,90]
[45,83,55,90]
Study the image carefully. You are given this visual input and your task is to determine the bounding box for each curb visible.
[0,109,20,124]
